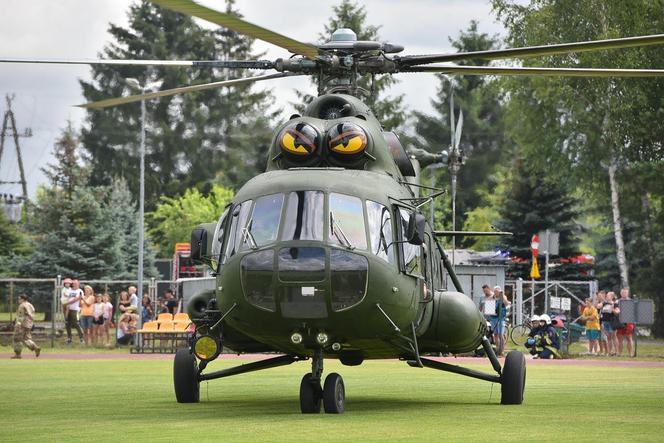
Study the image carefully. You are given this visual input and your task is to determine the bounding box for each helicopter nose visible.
[241,245,368,318]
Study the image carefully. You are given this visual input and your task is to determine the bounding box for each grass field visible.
[1,354,663,442]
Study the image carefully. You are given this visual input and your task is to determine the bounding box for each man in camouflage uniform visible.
[11,293,41,359]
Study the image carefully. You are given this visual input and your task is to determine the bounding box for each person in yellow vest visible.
[11,293,41,359]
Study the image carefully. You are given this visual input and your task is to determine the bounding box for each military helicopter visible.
[4,0,664,414]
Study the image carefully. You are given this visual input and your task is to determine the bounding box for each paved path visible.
[3,352,664,368]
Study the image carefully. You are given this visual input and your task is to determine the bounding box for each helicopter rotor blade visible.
[401,65,664,77]
[0,58,275,69]
[397,33,664,66]
[454,110,463,150]
[78,72,300,109]
[150,0,319,59]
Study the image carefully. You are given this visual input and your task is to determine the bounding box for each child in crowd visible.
[101,294,114,347]
[92,294,105,345]
[581,298,600,355]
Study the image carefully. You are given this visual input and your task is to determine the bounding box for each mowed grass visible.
[1,356,663,442]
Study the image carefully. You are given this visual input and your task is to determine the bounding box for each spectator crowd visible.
[59,278,181,347]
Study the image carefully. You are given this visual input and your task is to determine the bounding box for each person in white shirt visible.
[128,286,139,308]
[65,279,84,344]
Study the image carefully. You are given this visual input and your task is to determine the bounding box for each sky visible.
[0,0,507,199]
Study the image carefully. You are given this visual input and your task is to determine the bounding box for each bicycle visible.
[510,318,534,346]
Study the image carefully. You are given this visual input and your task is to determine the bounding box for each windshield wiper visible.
[241,220,258,250]
[329,211,354,250]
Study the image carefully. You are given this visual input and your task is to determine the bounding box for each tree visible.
[102,178,158,279]
[412,21,508,237]
[0,210,30,277]
[80,0,277,209]
[149,184,234,256]
[492,0,664,288]
[25,125,119,279]
[496,157,590,281]
[295,0,406,130]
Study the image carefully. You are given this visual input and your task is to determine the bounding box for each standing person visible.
[615,287,635,357]
[64,280,84,344]
[60,278,73,317]
[128,286,139,309]
[581,298,600,355]
[101,294,114,346]
[595,290,608,356]
[11,294,41,359]
[600,292,619,356]
[79,285,96,346]
[141,294,154,325]
[491,286,510,356]
[92,294,105,346]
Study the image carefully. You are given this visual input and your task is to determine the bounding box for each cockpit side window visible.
[211,205,230,268]
[398,207,421,276]
[366,200,396,264]
[329,193,367,250]
[224,200,252,261]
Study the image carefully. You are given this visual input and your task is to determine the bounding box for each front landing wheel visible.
[299,373,322,413]
[174,348,200,403]
[500,350,526,405]
[323,373,345,414]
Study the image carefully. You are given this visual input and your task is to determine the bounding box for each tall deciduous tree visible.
[492,0,664,288]
[149,184,234,256]
[80,0,277,209]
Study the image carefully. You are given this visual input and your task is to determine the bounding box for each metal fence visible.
[0,276,178,348]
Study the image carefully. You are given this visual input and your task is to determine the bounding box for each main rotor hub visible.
[330,28,357,42]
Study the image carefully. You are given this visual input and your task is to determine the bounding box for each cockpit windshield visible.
[223,191,396,260]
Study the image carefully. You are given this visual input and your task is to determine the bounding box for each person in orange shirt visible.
[581,298,600,355]
[79,285,96,346]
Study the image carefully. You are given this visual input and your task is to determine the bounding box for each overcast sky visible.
[0,0,506,198]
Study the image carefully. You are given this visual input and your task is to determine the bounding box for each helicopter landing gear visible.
[500,350,526,405]
[323,372,345,413]
[299,349,345,414]
[174,348,200,403]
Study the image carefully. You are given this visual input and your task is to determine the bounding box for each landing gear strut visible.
[299,349,345,414]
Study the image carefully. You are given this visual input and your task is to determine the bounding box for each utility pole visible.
[0,94,31,204]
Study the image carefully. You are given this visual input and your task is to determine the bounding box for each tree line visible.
[1,0,663,335]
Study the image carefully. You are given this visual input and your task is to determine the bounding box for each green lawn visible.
[1,355,663,442]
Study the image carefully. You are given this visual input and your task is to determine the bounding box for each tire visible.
[323,373,345,414]
[299,373,321,414]
[174,348,200,403]
[510,324,531,346]
[500,350,526,405]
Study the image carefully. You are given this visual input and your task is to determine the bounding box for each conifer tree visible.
[413,21,507,237]
[496,158,590,281]
[80,0,277,208]
[25,125,118,278]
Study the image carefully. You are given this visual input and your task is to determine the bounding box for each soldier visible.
[11,293,41,359]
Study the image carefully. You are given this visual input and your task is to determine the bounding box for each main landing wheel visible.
[323,373,345,414]
[174,348,200,403]
[299,373,322,413]
[500,350,526,405]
